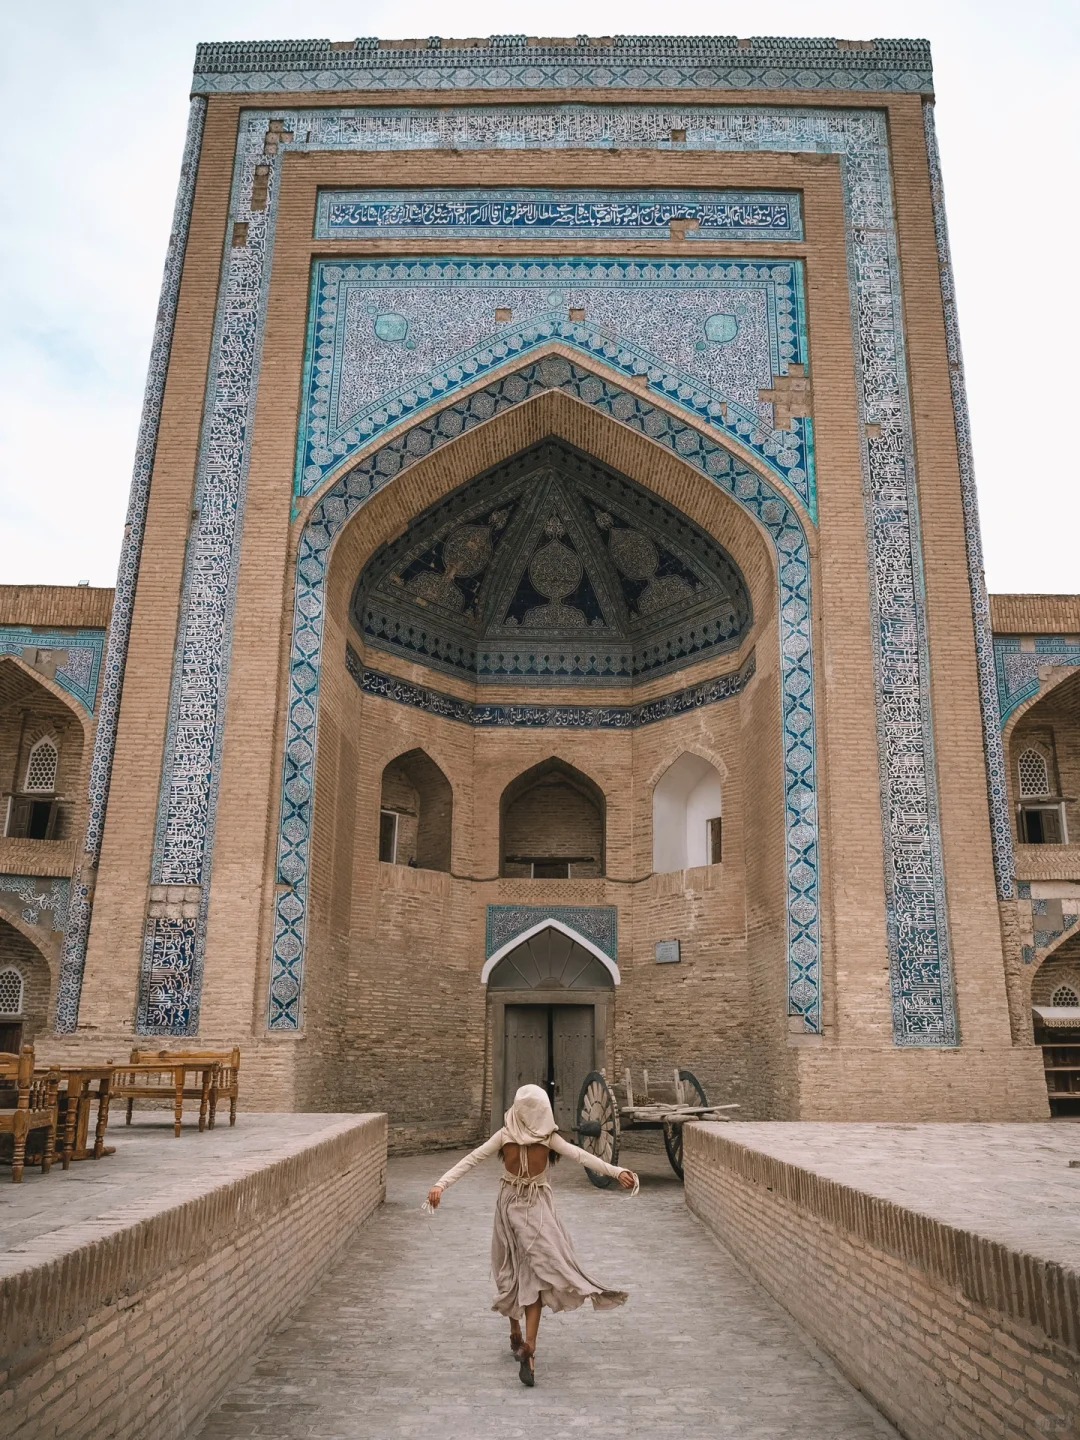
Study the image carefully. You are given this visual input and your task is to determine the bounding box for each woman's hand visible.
[617,1170,638,1191]
[426,1185,443,1209]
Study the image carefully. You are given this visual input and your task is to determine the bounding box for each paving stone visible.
[192,1148,898,1439]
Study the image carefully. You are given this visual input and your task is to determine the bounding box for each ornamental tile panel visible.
[316,189,803,241]
[0,629,106,715]
[486,905,617,961]
[298,254,813,514]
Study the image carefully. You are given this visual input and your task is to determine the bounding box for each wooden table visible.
[110,1061,219,1137]
[30,1065,115,1164]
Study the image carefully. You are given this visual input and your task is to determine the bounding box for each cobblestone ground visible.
[194,1148,897,1440]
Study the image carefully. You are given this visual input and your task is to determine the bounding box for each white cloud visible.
[3,0,1077,591]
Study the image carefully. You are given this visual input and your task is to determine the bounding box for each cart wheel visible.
[576,1070,620,1188]
[663,1070,708,1180]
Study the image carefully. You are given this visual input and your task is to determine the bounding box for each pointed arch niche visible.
[653,753,724,874]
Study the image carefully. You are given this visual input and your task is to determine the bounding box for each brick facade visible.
[15,36,1069,1131]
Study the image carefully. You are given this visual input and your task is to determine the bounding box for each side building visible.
[0,586,112,1050]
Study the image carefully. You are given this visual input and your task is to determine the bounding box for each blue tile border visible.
[54,96,207,1034]
[346,646,755,727]
[316,189,804,241]
[486,905,617,961]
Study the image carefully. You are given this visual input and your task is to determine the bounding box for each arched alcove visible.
[500,758,605,878]
[0,658,84,842]
[378,748,453,872]
[653,753,723,873]
[1007,667,1080,846]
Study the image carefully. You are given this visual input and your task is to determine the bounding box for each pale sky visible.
[2,1,1077,593]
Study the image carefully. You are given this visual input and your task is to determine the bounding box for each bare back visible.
[501,1140,550,1177]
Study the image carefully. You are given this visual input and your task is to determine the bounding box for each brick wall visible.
[685,1125,1080,1440]
[0,1114,387,1440]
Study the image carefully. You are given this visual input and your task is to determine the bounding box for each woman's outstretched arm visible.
[548,1133,639,1192]
[426,1130,505,1208]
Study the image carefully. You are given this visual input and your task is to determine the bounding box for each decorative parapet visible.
[191,34,933,95]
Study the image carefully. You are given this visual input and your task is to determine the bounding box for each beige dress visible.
[434,1129,633,1319]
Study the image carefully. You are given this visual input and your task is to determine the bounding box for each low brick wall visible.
[685,1124,1080,1440]
[1,1113,386,1440]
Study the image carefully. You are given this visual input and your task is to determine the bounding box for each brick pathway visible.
[194,1148,897,1439]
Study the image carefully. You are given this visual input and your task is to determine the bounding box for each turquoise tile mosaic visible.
[0,628,105,716]
[296,255,813,515]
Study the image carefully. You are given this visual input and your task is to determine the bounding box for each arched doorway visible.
[484,920,616,1132]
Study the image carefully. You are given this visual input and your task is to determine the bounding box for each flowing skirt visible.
[490,1178,629,1318]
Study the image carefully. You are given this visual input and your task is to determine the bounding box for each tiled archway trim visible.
[101,101,955,1048]
[268,358,819,1031]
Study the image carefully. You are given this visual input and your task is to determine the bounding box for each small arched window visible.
[0,967,24,1016]
[1051,984,1080,1008]
[1018,747,1051,798]
[24,737,58,794]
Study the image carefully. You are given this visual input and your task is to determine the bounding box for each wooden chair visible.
[0,1046,61,1182]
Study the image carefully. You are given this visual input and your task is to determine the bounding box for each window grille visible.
[1051,984,1080,1008]
[24,737,58,794]
[1018,747,1051,798]
[0,968,24,1016]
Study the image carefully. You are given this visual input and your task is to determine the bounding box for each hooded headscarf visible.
[503,1083,558,1146]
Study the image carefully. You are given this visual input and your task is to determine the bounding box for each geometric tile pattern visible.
[316,189,804,241]
[346,648,756,729]
[271,358,819,1032]
[0,628,106,714]
[486,905,618,961]
[922,101,1016,906]
[298,255,814,513]
[54,96,208,1034]
[190,35,934,97]
[0,875,70,934]
[124,98,953,1045]
[993,637,1080,728]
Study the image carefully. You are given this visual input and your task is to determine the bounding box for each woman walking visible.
[426,1083,638,1387]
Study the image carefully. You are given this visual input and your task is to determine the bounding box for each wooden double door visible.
[503,1003,595,1131]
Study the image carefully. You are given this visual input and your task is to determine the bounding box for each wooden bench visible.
[110,1048,240,1137]
[0,1046,61,1181]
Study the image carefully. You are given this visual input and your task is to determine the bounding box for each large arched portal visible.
[283,374,799,1131]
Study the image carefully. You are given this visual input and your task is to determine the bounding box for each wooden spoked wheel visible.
[576,1070,620,1188]
[662,1069,708,1181]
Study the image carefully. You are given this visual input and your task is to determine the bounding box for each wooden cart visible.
[576,1067,738,1182]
